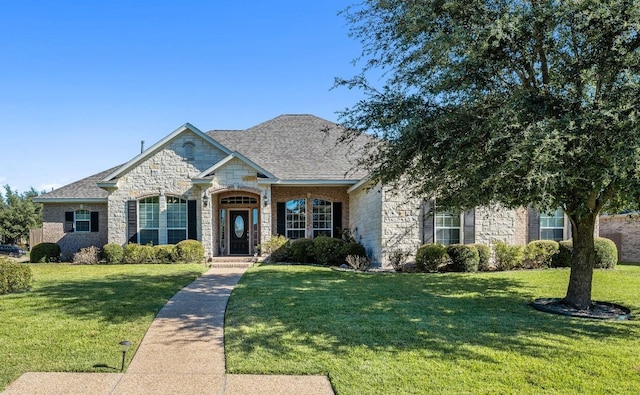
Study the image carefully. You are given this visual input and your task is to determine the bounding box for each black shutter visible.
[423,200,434,243]
[528,208,540,242]
[127,200,138,244]
[64,211,74,232]
[333,202,343,238]
[90,211,99,232]
[188,200,197,240]
[276,202,286,236]
[463,208,475,244]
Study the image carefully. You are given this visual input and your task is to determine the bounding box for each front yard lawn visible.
[0,264,206,391]
[225,264,640,395]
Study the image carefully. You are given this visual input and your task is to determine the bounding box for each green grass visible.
[225,264,640,395]
[0,263,206,390]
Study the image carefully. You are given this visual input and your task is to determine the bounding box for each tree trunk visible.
[562,214,597,310]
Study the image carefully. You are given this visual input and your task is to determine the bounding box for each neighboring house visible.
[34,114,572,266]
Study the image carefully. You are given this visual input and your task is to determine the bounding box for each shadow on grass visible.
[29,270,204,324]
[225,265,638,368]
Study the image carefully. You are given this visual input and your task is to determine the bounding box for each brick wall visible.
[599,214,640,262]
[42,203,108,260]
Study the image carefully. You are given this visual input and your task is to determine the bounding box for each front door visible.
[230,210,250,255]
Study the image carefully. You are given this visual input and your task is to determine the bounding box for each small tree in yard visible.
[337,1,640,310]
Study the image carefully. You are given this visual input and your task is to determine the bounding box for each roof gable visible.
[101,123,232,183]
[195,151,277,182]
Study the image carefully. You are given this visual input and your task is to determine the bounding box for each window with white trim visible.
[540,208,564,241]
[435,210,461,245]
[286,199,306,239]
[312,199,332,238]
[167,196,187,244]
[139,197,159,245]
[74,210,91,232]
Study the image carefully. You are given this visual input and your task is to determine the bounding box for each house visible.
[34,114,571,265]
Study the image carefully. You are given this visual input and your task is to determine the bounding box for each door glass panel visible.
[234,215,245,238]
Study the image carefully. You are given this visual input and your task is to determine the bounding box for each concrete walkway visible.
[2,267,334,395]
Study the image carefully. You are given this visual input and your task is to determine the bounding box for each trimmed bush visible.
[594,237,618,269]
[30,243,61,263]
[175,240,204,263]
[0,258,33,294]
[123,243,143,264]
[447,244,480,272]
[470,244,491,271]
[415,243,448,272]
[154,244,177,263]
[493,241,524,271]
[553,240,573,268]
[313,236,346,266]
[102,243,124,264]
[289,238,316,263]
[340,242,367,260]
[260,235,290,262]
[524,240,559,269]
[72,246,100,265]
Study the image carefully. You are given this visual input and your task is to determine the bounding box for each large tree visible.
[0,186,42,245]
[337,0,640,309]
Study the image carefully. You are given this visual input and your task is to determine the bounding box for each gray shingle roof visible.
[36,165,122,201]
[207,114,368,180]
[37,114,370,200]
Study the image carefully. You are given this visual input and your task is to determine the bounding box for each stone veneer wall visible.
[270,185,350,237]
[599,214,640,262]
[42,203,108,260]
[107,131,228,257]
[474,205,518,246]
[349,182,383,266]
[379,186,422,267]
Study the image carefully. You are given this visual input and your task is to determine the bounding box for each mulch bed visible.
[531,298,632,320]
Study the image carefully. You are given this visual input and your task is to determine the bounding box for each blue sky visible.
[0,1,367,193]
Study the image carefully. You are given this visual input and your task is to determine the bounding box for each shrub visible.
[415,243,449,272]
[313,236,346,266]
[72,246,100,265]
[594,237,618,269]
[345,255,370,271]
[524,240,559,269]
[260,235,290,262]
[175,240,204,263]
[340,242,367,261]
[288,238,316,263]
[553,240,573,268]
[470,244,491,271]
[102,243,124,264]
[388,249,410,272]
[0,258,33,294]
[154,244,177,263]
[446,244,480,272]
[123,243,143,264]
[30,243,61,263]
[493,241,524,271]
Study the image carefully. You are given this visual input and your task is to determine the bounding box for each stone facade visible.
[41,203,108,260]
[349,182,383,265]
[474,205,519,246]
[106,131,227,256]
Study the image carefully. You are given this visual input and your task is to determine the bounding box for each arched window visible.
[183,142,195,161]
[74,209,91,232]
[167,196,187,244]
[286,199,306,239]
[312,199,332,238]
[139,197,159,245]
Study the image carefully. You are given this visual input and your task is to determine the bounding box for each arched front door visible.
[229,210,249,255]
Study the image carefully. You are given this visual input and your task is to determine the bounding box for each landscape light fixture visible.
[119,340,132,371]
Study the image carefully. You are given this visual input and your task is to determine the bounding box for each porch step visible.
[206,256,263,268]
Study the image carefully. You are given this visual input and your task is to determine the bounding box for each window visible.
[167,196,187,244]
[286,199,306,239]
[220,209,226,253]
[74,210,91,232]
[252,208,259,252]
[540,208,564,241]
[312,199,332,238]
[221,196,258,205]
[183,142,195,161]
[139,197,159,245]
[435,210,461,245]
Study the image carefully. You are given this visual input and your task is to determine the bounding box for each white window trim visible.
[166,196,188,244]
[139,197,160,245]
[434,209,463,245]
[74,210,91,233]
[286,199,307,239]
[312,199,333,238]
[539,208,565,241]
